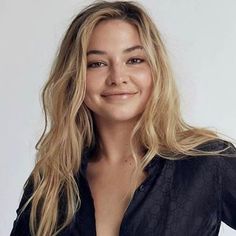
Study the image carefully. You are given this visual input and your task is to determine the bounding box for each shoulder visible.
[178,138,236,160]
[196,138,236,153]
[171,139,236,175]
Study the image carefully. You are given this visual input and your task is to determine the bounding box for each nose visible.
[106,62,128,86]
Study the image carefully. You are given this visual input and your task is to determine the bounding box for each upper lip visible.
[101,91,138,96]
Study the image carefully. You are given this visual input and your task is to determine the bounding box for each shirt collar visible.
[78,147,165,180]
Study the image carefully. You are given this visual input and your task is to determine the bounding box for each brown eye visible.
[87,61,106,68]
[127,58,145,64]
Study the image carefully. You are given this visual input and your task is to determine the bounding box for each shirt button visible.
[139,184,145,191]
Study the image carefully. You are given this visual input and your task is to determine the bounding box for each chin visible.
[102,112,142,123]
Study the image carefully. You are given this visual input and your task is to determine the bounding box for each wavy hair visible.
[18,1,235,235]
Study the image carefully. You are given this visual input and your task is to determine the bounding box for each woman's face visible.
[84,19,153,123]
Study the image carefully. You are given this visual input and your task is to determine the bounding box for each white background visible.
[1,0,236,235]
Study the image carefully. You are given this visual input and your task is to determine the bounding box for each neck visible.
[92,116,144,164]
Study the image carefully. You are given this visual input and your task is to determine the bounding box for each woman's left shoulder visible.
[202,138,236,178]
[200,138,236,166]
[173,138,236,174]
[207,139,236,229]
[171,138,236,229]
[195,138,236,154]
[179,138,236,229]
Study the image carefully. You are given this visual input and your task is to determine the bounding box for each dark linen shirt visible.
[10,139,236,236]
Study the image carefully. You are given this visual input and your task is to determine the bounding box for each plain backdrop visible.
[1,0,236,235]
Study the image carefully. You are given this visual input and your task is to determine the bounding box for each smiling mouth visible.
[101,92,138,100]
[101,91,138,96]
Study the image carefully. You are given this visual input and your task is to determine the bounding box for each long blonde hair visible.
[18,1,235,235]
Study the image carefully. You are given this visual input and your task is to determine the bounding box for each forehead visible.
[87,19,142,51]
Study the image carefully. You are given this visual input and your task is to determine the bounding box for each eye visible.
[127,58,145,65]
[87,61,106,68]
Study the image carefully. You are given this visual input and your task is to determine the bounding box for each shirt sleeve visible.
[219,140,236,230]
[10,176,33,236]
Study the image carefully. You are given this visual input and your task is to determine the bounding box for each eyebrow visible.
[86,45,143,56]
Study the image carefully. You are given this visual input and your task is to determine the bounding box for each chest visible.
[86,161,148,236]
[75,158,223,236]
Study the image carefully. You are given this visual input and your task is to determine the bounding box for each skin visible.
[84,19,153,165]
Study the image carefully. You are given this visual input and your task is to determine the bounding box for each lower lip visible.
[102,93,137,101]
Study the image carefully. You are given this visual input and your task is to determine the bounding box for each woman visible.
[11,1,236,236]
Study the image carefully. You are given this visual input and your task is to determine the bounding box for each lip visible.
[101,91,138,97]
[101,92,138,101]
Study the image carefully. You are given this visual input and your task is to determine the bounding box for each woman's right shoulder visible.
[10,175,34,236]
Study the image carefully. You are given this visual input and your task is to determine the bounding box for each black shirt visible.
[10,139,236,235]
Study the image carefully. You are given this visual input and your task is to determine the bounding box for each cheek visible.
[85,72,105,92]
[85,76,101,96]
[84,76,104,107]
[135,69,153,95]
[84,79,94,105]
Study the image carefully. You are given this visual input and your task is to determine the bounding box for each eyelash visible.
[87,58,145,69]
